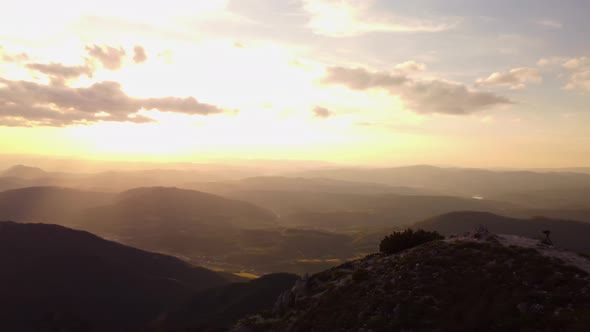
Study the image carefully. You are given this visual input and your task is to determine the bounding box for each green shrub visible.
[380,229,444,255]
[352,268,370,282]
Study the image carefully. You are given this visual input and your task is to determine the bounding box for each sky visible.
[0,0,589,167]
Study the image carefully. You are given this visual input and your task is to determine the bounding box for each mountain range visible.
[292,165,590,198]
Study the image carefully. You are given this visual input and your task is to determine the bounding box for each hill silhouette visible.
[80,186,278,229]
[0,165,234,192]
[1,164,50,179]
[0,221,227,331]
[0,186,114,223]
[0,186,364,274]
[75,187,279,256]
[414,211,590,254]
[159,273,299,331]
[0,165,69,191]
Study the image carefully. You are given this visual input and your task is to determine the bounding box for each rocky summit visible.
[234,232,590,332]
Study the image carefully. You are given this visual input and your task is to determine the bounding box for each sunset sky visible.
[1,0,589,167]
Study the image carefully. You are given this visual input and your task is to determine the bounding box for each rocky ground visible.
[233,231,590,332]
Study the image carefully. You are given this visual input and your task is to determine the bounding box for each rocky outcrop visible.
[234,233,590,332]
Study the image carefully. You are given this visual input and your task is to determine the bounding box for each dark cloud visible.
[0,78,225,127]
[143,96,224,115]
[312,105,333,118]
[322,66,512,115]
[26,44,148,83]
[85,45,126,70]
[25,62,93,85]
[322,67,408,90]
[403,79,512,114]
[133,46,147,64]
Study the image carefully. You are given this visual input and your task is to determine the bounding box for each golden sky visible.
[1,0,589,167]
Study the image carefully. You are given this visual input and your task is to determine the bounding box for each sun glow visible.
[65,108,342,159]
[2,1,590,167]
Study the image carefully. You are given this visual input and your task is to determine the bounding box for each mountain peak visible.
[2,164,47,178]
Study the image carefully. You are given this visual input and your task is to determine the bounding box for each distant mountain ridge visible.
[414,211,590,254]
[1,164,50,179]
[293,165,590,197]
[70,187,280,259]
[223,190,521,228]
[80,186,278,230]
[0,165,230,192]
[187,176,434,196]
[0,186,114,223]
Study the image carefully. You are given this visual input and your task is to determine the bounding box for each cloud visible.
[475,68,542,90]
[537,56,569,67]
[535,19,563,29]
[0,78,225,127]
[402,80,512,115]
[25,62,94,85]
[312,105,333,118]
[16,45,147,86]
[0,48,29,63]
[564,70,590,91]
[322,66,512,115]
[302,0,458,37]
[322,66,408,89]
[562,57,590,90]
[85,45,126,70]
[539,56,590,91]
[133,46,147,64]
[562,57,590,70]
[537,56,590,70]
[23,44,150,84]
[394,60,426,74]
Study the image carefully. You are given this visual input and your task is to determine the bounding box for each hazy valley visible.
[2,162,590,331]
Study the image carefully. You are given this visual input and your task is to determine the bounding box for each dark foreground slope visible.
[415,211,590,254]
[235,237,590,332]
[0,221,226,332]
[159,273,299,332]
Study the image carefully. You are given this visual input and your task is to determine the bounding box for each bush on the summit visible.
[380,229,444,255]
